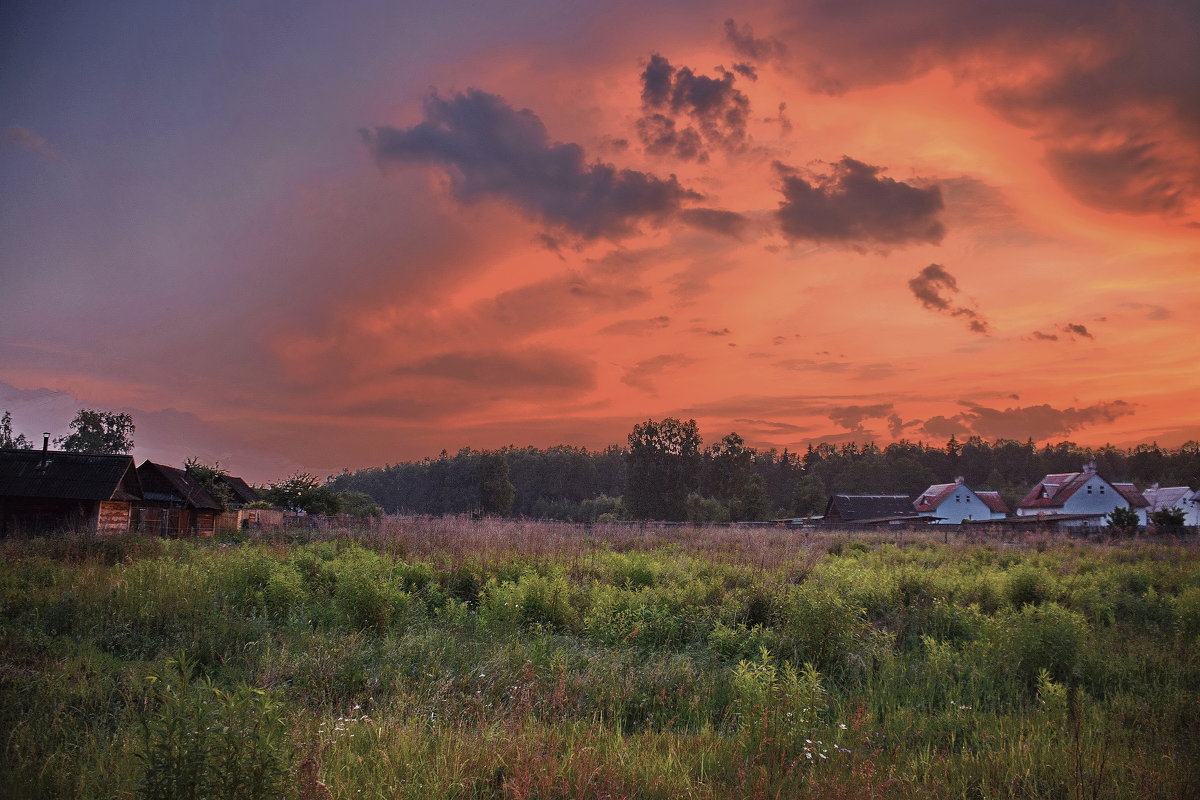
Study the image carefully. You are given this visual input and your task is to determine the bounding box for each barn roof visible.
[136,461,223,511]
[825,494,918,522]
[0,448,140,501]
[218,474,260,505]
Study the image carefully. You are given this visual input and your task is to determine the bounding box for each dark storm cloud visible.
[637,54,751,161]
[921,415,972,439]
[774,158,945,248]
[637,114,708,162]
[1045,142,1187,215]
[771,0,1200,216]
[679,207,749,238]
[394,348,595,391]
[723,19,787,63]
[1062,323,1093,340]
[599,316,671,336]
[828,403,893,431]
[958,400,1134,441]
[921,400,1135,441]
[362,89,699,239]
[907,264,990,334]
[621,353,696,394]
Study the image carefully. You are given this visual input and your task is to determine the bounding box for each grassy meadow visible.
[2,520,1199,799]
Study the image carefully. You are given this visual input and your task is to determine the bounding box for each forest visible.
[329,419,1200,522]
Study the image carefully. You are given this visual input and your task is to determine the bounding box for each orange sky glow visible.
[2,1,1198,481]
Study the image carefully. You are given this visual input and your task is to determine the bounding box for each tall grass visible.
[2,522,1198,798]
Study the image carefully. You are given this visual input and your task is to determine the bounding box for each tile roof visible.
[1018,472,1091,509]
[1111,483,1149,508]
[913,483,957,512]
[0,448,139,501]
[976,491,1010,514]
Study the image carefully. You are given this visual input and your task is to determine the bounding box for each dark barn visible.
[823,494,926,525]
[135,461,223,537]
[0,447,142,536]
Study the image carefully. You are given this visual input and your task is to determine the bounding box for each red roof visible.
[1018,471,1147,510]
[1111,483,1149,508]
[976,491,1010,514]
[1018,472,1091,509]
[913,483,957,512]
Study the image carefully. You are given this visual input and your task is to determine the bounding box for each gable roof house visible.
[0,445,142,536]
[913,477,1009,523]
[823,494,932,525]
[1142,484,1200,526]
[1016,462,1149,527]
[135,460,224,537]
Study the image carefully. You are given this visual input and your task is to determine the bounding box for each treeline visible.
[328,419,1200,521]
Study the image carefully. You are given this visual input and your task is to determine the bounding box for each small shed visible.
[135,461,223,537]
[0,447,142,536]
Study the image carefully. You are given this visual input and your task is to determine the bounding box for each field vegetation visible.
[2,520,1199,798]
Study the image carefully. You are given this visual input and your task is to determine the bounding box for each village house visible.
[135,460,224,537]
[0,442,142,536]
[1016,462,1149,527]
[913,477,1009,523]
[1142,484,1200,526]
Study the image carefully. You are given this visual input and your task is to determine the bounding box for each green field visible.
[2,521,1198,799]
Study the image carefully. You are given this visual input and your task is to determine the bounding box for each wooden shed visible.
[135,461,223,537]
[0,447,142,536]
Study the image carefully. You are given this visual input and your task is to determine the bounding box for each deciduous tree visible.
[55,409,134,454]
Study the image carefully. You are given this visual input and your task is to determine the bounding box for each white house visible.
[1016,462,1149,526]
[913,477,1009,523]
[1142,484,1200,526]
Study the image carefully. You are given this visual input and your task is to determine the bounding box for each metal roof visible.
[0,448,139,501]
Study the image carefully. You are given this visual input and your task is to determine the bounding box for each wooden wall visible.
[96,501,132,535]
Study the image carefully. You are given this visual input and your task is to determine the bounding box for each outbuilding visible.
[0,445,142,536]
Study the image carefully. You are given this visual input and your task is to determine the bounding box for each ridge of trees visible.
[328,420,1200,522]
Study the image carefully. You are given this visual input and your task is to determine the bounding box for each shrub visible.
[136,656,292,800]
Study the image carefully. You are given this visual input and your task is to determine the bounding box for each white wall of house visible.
[931,487,1005,523]
[1017,475,1147,525]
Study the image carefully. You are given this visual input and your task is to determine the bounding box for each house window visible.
[1087,486,1092,494]
[1100,486,1105,494]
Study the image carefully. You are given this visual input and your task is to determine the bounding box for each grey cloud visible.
[775,158,945,248]
[600,316,671,336]
[828,403,894,431]
[958,400,1135,441]
[680,207,749,238]
[1031,330,1059,341]
[621,353,696,394]
[394,348,595,391]
[908,263,990,334]
[770,0,1200,216]
[362,89,700,240]
[921,414,972,439]
[1119,302,1171,321]
[723,19,787,63]
[1062,323,1093,340]
[637,54,751,161]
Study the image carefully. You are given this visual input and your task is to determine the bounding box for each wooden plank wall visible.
[96,501,132,535]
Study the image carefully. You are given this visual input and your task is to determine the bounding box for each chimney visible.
[1082,460,1097,473]
[42,433,49,452]
[954,476,964,485]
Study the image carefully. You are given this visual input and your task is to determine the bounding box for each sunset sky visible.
[3,0,1198,482]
